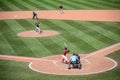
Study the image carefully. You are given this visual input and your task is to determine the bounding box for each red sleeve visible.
[62,50,67,55]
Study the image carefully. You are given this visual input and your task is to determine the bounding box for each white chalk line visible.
[37,58,90,65]
[81,42,120,60]
[82,58,91,64]
[53,60,59,66]
[0,43,119,75]
[28,55,117,75]
[28,43,120,75]
[28,57,117,75]
[81,57,118,75]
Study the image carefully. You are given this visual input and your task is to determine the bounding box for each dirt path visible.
[0,10,120,22]
[0,43,120,75]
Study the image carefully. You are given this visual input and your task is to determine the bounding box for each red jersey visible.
[62,49,67,56]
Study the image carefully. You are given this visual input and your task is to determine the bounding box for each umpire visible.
[33,11,38,19]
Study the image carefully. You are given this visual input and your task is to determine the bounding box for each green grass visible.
[0,19,119,57]
[0,19,120,80]
[0,51,120,80]
[0,0,120,80]
[0,0,120,11]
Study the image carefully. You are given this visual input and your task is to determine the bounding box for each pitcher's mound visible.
[17,30,59,37]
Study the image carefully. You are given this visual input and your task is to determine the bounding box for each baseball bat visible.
[64,42,67,48]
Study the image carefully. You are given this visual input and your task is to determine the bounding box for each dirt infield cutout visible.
[17,30,59,37]
[29,54,117,75]
[0,43,120,75]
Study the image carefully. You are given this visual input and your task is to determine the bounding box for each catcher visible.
[61,47,70,64]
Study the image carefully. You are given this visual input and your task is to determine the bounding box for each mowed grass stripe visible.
[0,0,119,11]
[22,0,47,10]
[41,19,64,31]
[0,31,19,55]
[70,0,96,9]
[48,20,96,53]
[35,20,80,54]
[29,0,52,10]
[44,0,93,10]
[56,0,86,9]
[104,0,120,5]
[92,22,120,36]
[69,0,101,9]
[41,19,85,53]
[85,0,116,9]
[27,0,55,10]
[25,19,62,55]
[74,0,116,9]
[3,20,37,57]
[8,0,31,10]
[91,0,119,9]
[65,0,105,9]
[0,0,21,11]
[74,21,118,44]
[0,8,3,11]
[50,35,84,53]
[62,21,107,49]
[63,20,116,45]
[46,20,88,53]
[13,19,52,57]
[47,0,92,10]
[103,22,120,30]
[38,38,63,55]
[0,61,30,80]
[62,21,108,47]
[39,0,57,9]
[4,20,45,57]
[51,20,105,50]
[0,21,21,55]
[37,19,81,54]
[90,24,120,41]
[54,0,76,9]
[91,0,120,9]
[70,0,102,9]
[0,30,15,55]
[0,1,12,11]
[14,0,39,10]
[43,0,61,9]
[85,22,120,41]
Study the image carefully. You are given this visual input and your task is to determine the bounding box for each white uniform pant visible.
[35,26,41,33]
[62,55,67,61]
[59,9,64,14]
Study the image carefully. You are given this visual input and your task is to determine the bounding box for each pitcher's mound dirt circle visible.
[17,30,59,37]
[29,54,117,75]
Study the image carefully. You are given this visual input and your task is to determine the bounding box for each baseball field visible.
[0,0,120,80]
